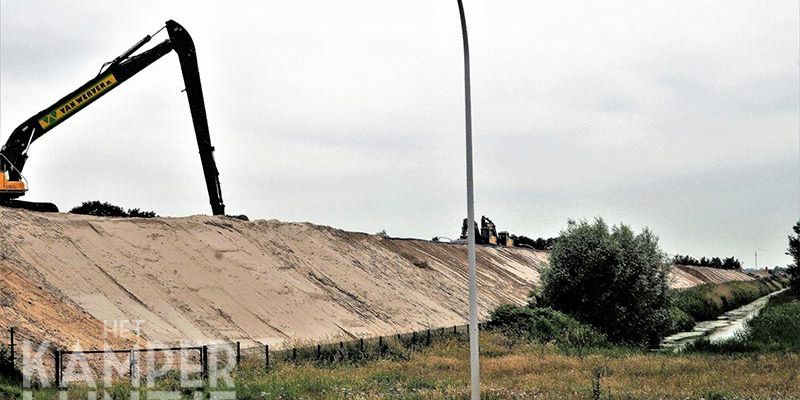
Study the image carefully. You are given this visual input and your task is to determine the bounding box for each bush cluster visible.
[0,344,20,385]
[488,305,608,348]
[69,201,158,218]
[745,297,800,351]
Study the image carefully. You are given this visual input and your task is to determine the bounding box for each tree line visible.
[672,254,742,270]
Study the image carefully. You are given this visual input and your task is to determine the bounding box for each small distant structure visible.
[459,215,512,246]
[497,231,514,247]
[480,216,498,245]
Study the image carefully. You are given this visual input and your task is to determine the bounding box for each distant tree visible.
[70,201,158,218]
[673,254,699,266]
[673,254,741,270]
[540,218,670,347]
[788,221,800,295]
[721,257,742,270]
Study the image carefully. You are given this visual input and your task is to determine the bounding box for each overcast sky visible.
[1,1,798,267]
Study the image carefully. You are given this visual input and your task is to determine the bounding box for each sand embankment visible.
[668,265,755,289]
[1,208,544,348]
[0,207,755,349]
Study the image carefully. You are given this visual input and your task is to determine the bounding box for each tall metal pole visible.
[456,0,480,398]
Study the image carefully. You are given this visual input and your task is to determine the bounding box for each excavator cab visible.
[0,171,26,199]
[0,168,58,212]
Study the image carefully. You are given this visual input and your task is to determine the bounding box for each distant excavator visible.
[0,20,225,215]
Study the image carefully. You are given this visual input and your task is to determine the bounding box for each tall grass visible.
[666,278,785,334]
[688,291,800,353]
[11,333,800,399]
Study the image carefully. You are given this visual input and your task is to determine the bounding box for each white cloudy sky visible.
[1,1,798,267]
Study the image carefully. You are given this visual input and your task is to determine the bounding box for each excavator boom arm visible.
[0,20,225,216]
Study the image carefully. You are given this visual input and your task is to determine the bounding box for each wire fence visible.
[3,323,483,388]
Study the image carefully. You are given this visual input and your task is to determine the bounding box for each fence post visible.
[129,349,137,384]
[378,336,383,357]
[426,329,431,346]
[9,327,14,367]
[265,344,270,370]
[453,325,457,335]
[339,341,344,360]
[236,342,241,366]
[359,338,364,352]
[53,349,60,388]
[201,346,208,379]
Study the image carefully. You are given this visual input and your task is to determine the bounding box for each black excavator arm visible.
[0,20,225,216]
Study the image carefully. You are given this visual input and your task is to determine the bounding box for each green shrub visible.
[0,344,20,385]
[540,219,670,347]
[70,201,158,218]
[667,306,696,333]
[745,297,800,351]
[488,305,608,348]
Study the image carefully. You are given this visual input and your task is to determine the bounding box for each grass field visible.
[4,280,795,399]
[5,331,799,400]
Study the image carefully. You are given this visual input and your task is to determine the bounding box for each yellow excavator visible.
[0,20,226,215]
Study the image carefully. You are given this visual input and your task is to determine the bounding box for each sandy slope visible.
[0,208,754,349]
[1,208,545,349]
[668,265,755,289]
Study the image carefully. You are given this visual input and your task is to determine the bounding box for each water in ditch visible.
[659,288,787,352]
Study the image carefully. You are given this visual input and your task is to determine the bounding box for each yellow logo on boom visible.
[38,74,118,129]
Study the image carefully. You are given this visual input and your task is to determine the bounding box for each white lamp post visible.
[455,0,480,398]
